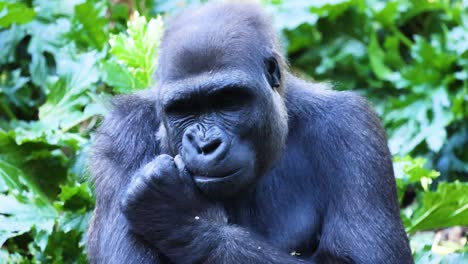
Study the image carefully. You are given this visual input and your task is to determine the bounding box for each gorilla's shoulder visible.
[95,89,159,142]
[108,88,159,119]
[92,88,161,171]
[285,76,384,141]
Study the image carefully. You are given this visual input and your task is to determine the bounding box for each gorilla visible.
[87,2,413,264]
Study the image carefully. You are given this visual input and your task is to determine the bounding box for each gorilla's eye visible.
[211,86,253,111]
[164,86,253,116]
[165,99,199,116]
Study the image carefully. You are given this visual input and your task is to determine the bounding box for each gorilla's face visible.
[156,58,288,198]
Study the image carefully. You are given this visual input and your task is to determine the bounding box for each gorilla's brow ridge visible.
[160,70,259,105]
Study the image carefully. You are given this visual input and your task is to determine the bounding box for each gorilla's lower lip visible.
[193,168,245,183]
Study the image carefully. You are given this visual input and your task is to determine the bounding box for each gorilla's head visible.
[155,2,288,198]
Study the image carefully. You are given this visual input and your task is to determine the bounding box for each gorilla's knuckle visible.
[131,172,148,189]
[120,191,136,216]
[154,154,174,163]
[152,154,176,172]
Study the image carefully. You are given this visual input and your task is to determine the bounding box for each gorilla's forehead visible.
[159,27,266,81]
[157,2,275,81]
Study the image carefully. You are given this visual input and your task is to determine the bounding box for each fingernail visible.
[174,155,185,171]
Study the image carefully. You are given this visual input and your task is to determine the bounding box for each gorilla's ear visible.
[265,57,281,89]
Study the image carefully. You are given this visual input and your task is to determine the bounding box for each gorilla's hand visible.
[120,154,214,240]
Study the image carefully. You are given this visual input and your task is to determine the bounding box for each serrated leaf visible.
[26,19,71,55]
[0,140,58,246]
[103,13,163,93]
[39,51,100,132]
[0,194,56,246]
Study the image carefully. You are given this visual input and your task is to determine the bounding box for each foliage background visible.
[0,0,467,263]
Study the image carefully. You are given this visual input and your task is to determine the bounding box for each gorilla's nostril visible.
[196,145,203,154]
[187,133,194,141]
[201,139,221,154]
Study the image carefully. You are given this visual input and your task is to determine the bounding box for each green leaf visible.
[0,2,36,28]
[425,88,452,152]
[39,51,100,132]
[446,26,468,56]
[4,49,104,149]
[32,0,84,19]
[26,18,72,89]
[263,1,319,30]
[55,182,94,233]
[406,181,468,233]
[370,0,400,28]
[103,12,163,93]
[0,194,57,246]
[26,19,71,55]
[368,32,393,80]
[0,249,26,262]
[0,69,32,119]
[101,60,139,93]
[0,138,58,246]
[309,0,358,20]
[386,86,453,155]
[0,24,26,64]
[70,0,108,50]
[58,210,91,234]
[9,121,87,148]
[394,156,440,202]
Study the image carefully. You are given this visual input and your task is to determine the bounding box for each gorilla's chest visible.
[262,204,320,258]
[227,193,321,258]
[225,139,322,258]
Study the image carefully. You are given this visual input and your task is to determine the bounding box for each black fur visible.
[87,2,413,263]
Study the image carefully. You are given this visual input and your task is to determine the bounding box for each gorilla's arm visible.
[120,154,311,264]
[157,221,312,264]
[87,182,160,264]
[87,94,165,264]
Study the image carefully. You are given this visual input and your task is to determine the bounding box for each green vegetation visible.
[0,0,466,263]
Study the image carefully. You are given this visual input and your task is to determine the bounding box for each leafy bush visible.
[0,1,162,262]
[0,0,466,263]
[265,0,468,180]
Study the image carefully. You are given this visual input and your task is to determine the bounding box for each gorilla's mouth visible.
[192,168,247,183]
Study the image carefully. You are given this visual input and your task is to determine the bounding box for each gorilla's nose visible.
[196,137,222,155]
[181,125,229,175]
